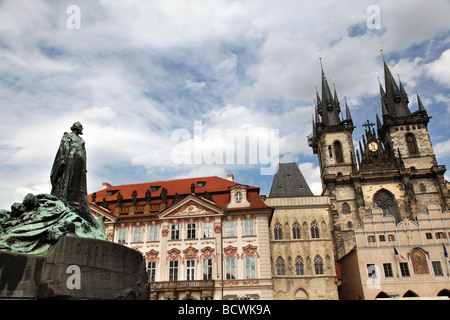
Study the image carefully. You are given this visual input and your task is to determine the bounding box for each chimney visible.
[102,182,112,189]
[227,174,234,182]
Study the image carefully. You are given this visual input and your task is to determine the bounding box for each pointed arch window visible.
[295,256,304,275]
[274,222,283,240]
[373,189,399,222]
[292,222,301,239]
[276,257,285,275]
[334,141,344,163]
[314,255,324,275]
[405,133,419,155]
[310,221,320,239]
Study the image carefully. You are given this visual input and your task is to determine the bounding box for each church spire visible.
[318,58,341,126]
[379,49,411,118]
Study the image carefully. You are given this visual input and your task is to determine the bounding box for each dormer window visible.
[234,192,243,202]
[197,181,206,188]
[150,186,160,192]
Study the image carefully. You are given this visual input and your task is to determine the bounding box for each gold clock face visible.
[368,142,378,152]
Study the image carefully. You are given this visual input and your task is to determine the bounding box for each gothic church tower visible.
[309,55,450,260]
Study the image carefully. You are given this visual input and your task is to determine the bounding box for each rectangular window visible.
[169,260,178,281]
[118,227,127,243]
[399,262,410,277]
[368,235,376,243]
[171,224,180,240]
[432,261,444,277]
[383,263,394,278]
[244,219,254,236]
[186,259,195,281]
[367,263,377,279]
[187,223,196,239]
[148,225,158,242]
[203,222,213,238]
[426,232,433,240]
[379,235,385,242]
[147,261,156,282]
[436,232,446,239]
[245,257,256,279]
[388,234,395,241]
[203,258,213,280]
[225,221,235,237]
[225,258,236,279]
[133,226,142,242]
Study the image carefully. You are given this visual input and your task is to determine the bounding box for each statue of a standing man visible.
[50,121,98,226]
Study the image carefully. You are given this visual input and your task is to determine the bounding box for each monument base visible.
[0,235,149,300]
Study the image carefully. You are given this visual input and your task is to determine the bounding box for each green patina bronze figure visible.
[0,122,108,255]
[50,121,98,227]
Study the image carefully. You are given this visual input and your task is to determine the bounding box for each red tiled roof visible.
[89,176,270,212]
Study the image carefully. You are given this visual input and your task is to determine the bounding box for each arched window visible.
[334,141,344,163]
[274,222,283,240]
[342,202,350,214]
[405,133,419,155]
[276,257,285,275]
[292,222,301,239]
[314,255,324,275]
[295,256,304,275]
[310,221,320,239]
[373,189,400,222]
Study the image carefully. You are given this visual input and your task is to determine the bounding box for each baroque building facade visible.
[89,175,274,300]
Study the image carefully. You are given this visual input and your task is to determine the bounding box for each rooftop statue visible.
[0,122,107,255]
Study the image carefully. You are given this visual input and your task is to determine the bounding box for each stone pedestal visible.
[0,235,149,299]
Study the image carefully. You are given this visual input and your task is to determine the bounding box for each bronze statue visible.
[50,121,98,226]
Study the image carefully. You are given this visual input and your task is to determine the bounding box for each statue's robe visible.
[50,131,98,226]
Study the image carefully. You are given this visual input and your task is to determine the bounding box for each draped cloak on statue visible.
[50,130,98,227]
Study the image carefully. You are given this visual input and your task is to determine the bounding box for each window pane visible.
[171,224,180,240]
[148,225,158,241]
[226,258,236,279]
[225,221,235,237]
[133,226,142,242]
[203,222,213,238]
[246,257,256,279]
[244,220,254,236]
[187,223,196,239]
[203,259,213,280]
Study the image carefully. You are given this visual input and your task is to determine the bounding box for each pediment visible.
[90,203,117,222]
[159,195,224,218]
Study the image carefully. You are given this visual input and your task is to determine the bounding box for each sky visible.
[1,0,450,209]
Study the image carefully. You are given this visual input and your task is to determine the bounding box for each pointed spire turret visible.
[317,58,341,126]
[379,49,411,118]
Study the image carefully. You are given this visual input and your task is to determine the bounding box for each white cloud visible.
[185,80,206,92]
[0,0,449,207]
[298,162,322,196]
[427,49,450,88]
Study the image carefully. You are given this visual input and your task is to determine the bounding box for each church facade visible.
[308,55,450,299]
[308,56,450,262]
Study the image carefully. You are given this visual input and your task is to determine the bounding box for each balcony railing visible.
[150,280,215,291]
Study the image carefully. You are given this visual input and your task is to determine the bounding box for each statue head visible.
[71,121,83,135]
